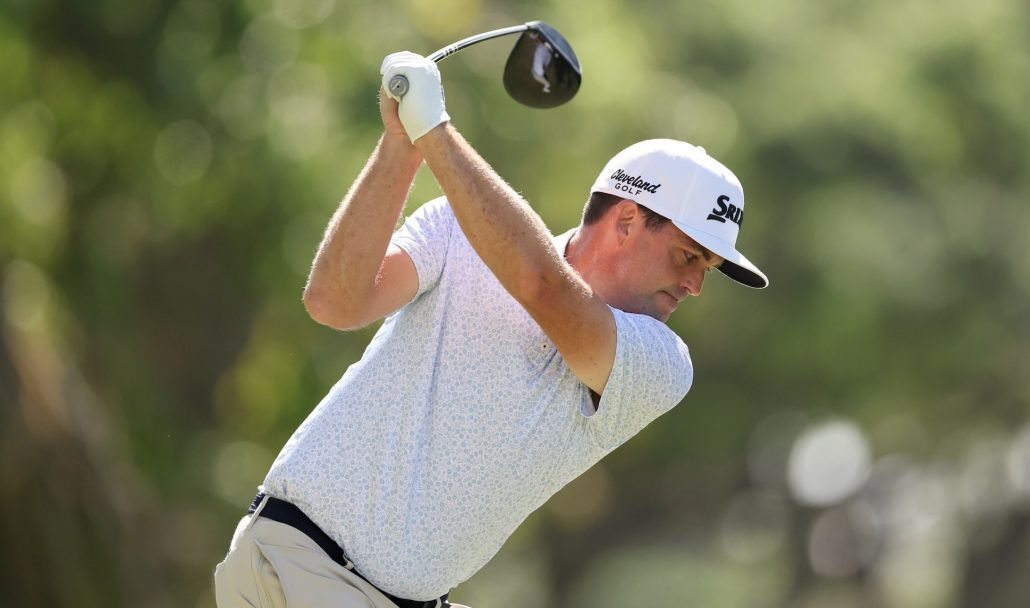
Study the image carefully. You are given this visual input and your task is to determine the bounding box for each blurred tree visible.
[1,0,1029,606]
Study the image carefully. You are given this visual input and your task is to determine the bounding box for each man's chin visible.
[641,302,674,322]
[656,293,680,321]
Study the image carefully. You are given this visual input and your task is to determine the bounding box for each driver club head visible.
[502,21,582,109]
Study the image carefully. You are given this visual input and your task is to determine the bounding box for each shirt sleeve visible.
[584,308,694,451]
[390,197,456,299]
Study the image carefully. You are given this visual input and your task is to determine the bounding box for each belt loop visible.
[245,494,271,533]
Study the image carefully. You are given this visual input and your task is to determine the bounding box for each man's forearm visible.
[304,134,422,312]
[413,124,577,306]
[387,58,615,394]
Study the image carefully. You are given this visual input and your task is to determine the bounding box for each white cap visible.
[590,139,768,288]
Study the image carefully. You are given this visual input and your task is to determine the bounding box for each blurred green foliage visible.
[2,0,1029,606]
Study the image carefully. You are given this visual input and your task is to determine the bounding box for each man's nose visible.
[681,266,705,297]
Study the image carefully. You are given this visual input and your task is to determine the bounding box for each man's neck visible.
[565,226,608,299]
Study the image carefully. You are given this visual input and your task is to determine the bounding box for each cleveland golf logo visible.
[707,195,743,226]
[610,169,662,196]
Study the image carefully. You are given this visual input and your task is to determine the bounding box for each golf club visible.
[387,21,581,109]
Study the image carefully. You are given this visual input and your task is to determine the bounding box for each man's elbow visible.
[302,288,366,331]
[517,266,567,313]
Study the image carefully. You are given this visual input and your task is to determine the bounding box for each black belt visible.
[248,494,449,608]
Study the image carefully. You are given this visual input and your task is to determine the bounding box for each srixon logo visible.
[706,195,743,227]
[610,169,662,196]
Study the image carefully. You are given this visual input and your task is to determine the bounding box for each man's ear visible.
[613,200,640,243]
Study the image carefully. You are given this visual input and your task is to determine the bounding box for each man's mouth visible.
[661,291,680,306]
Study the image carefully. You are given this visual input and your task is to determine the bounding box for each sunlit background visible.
[2,0,1029,606]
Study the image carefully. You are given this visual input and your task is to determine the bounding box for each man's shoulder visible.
[609,306,679,335]
[609,307,690,360]
[407,195,454,221]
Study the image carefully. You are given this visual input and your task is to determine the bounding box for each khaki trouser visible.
[213,498,457,608]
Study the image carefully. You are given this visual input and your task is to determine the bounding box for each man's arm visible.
[302,92,422,330]
[379,52,616,393]
[414,123,617,395]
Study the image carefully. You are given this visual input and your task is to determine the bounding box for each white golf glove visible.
[380,51,450,143]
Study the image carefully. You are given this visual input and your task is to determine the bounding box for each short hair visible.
[581,191,671,231]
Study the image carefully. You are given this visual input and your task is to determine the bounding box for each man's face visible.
[607,218,724,322]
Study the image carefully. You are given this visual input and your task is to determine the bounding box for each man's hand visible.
[378,88,410,141]
[380,52,450,142]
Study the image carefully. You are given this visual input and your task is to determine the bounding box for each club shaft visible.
[427,24,530,62]
[388,24,532,99]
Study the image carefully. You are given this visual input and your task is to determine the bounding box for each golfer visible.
[214,52,768,608]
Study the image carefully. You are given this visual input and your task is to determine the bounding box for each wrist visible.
[412,121,451,150]
[380,132,423,163]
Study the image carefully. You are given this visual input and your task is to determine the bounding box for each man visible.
[214,52,767,608]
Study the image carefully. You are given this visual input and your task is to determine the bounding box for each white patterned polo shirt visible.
[262,197,693,601]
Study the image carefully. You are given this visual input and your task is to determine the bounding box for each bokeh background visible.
[2,0,1029,606]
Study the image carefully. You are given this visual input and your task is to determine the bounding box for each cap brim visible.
[717,256,768,289]
[672,221,769,289]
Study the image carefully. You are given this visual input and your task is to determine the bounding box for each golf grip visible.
[386,23,531,100]
[388,74,410,98]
